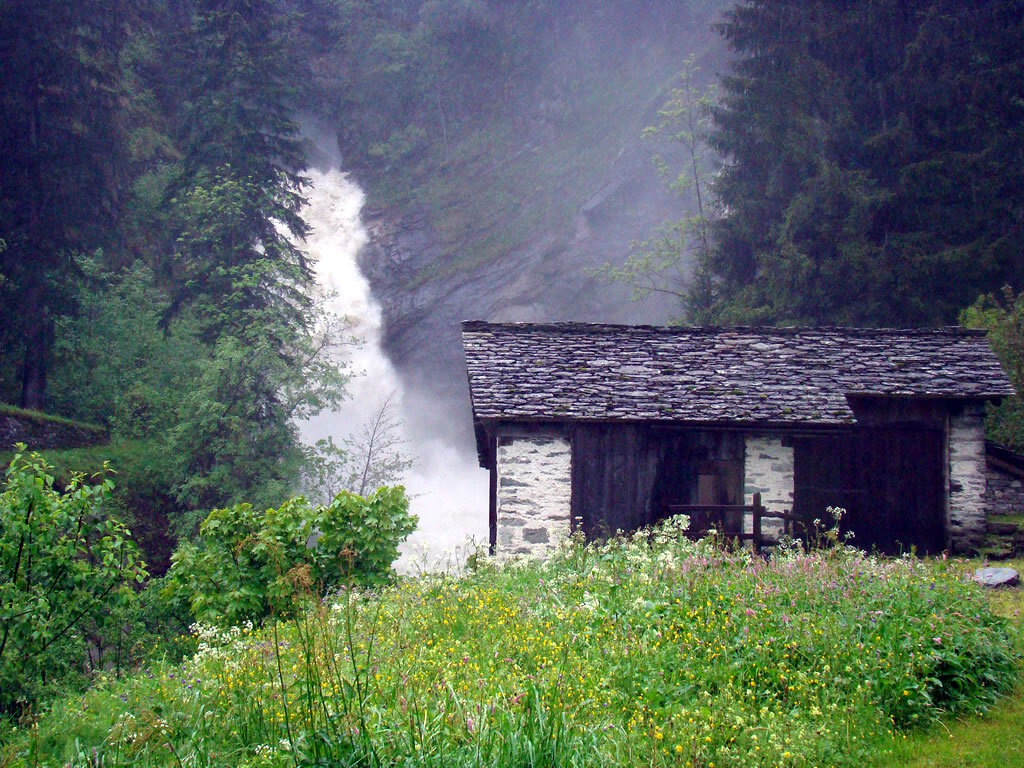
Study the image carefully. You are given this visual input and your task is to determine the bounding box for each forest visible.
[1,0,1024,760]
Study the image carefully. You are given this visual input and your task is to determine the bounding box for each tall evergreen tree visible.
[160,0,347,509]
[0,0,130,407]
[699,0,1024,326]
[164,0,312,339]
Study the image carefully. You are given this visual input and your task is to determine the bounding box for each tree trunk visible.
[19,93,50,411]
[19,281,49,411]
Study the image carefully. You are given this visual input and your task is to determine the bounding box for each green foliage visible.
[0,0,137,408]
[163,0,311,341]
[47,257,201,435]
[962,288,1024,451]
[166,305,348,517]
[0,447,146,714]
[876,565,1024,767]
[169,337,303,515]
[0,0,340,530]
[164,487,415,626]
[701,0,1024,325]
[151,1,350,518]
[29,440,183,578]
[5,522,1018,766]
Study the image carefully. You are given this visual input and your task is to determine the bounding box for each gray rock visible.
[972,567,1020,588]
[522,527,550,544]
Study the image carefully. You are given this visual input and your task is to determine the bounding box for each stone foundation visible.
[0,409,107,452]
[495,434,572,557]
[948,406,987,552]
[986,463,1024,517]
[984,461,1024,557]
[743,435,794,542]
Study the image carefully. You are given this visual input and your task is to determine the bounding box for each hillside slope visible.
[321,3,728,430]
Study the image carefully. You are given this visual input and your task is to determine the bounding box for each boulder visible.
[972,567,1020,588]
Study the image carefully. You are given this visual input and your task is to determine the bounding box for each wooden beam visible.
[488,440,497,555]
[753,492,762,552]
[987,454,1024,481]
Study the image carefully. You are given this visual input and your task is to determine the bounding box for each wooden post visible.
[752,492,762,553]
[489,444,498,556]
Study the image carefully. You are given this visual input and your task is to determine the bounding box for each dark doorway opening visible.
[653,431,744,534]
[571,425,745,540]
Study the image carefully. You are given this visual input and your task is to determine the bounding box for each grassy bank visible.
[871,558,1024,767]
[2,523,1019,767]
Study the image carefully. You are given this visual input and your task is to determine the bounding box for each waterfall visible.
[299,131,488,570]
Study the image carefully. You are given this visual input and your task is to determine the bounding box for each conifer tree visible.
[701,0,1024,326]
[0,0,130,407]
[164,0,312,340]
[161,0,347,509]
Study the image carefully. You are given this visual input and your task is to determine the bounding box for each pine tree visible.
[0,0,130,407]
[164,0,313,341]
[701,0,1024,326]
[160,0,347,509]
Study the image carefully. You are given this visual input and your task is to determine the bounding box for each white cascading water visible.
[298,131,488,571]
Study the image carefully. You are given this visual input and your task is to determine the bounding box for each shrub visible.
[0,447,146,714]
[164,486,416,626]
[962,287,1024,451]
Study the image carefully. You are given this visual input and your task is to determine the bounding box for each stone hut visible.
[461,322,1016,557]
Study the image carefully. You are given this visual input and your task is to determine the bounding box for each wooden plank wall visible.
[560,407,949,553]
[571,423,662,538]
[792,426,945,554]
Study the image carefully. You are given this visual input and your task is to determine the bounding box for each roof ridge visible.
[460,321,987,337]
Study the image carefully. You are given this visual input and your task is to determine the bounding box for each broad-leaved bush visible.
[962,287,1024,451]
[0,447,146,714]
[164,486,415,626]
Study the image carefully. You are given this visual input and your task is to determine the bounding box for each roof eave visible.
[473,414,857,433]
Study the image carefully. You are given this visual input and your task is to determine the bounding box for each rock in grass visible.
[973,567,1020,588]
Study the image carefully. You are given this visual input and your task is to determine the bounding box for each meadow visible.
[1,518,1019,768]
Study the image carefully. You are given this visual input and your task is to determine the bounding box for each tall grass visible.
[3,518,1018,767]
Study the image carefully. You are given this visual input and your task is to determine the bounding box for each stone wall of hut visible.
[494,433,572,557]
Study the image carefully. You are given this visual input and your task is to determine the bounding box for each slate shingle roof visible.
[462,322,1015,426]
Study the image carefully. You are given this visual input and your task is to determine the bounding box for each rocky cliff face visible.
[348,8,726,440]
[359,142,682,435]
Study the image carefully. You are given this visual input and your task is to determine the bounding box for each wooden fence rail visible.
[664,492,802,552]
